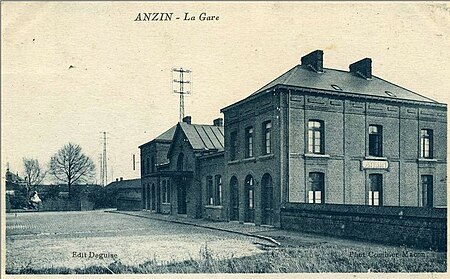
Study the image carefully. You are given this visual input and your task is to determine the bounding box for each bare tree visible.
[22,158,46,194]
[49,143,95,197]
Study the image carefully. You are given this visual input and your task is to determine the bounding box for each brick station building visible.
[139,50,447,230]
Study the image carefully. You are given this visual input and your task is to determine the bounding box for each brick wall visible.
[281,203,447,251]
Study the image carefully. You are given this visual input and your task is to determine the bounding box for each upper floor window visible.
[369,125,383,157]
[245,127,254,158]
[263,121,272,155]
[420,129,433,158]
[308,120,324,154]
[230,131,237,161]
[421,175,433,208]
[308,172,324,204]
[368,174,382,206]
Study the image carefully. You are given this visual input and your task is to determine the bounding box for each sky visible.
[2,2,449,185]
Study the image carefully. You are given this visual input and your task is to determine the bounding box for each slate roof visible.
[155,125,176,141]
[106,178,141,190]
[178,123,224,152]
[252,65,438,103]
[139,125,176,148]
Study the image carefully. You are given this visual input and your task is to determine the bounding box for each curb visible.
[106,210,280,247]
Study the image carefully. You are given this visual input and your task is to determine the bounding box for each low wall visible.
[281,203,447,251]
[117,198,141,211]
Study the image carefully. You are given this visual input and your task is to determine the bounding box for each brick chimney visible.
[349,58,372,79]
[120,177,123,181]
[213,118,223,126]
[182,116,192,124]
[301,50,323,73]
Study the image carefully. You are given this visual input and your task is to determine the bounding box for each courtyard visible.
[5,210,446,274]
[6,210,272,273]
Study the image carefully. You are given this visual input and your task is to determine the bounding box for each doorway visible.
[229,176,239,221]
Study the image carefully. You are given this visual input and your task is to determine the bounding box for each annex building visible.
[139,50,447,237]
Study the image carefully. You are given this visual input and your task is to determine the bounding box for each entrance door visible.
[177,178,187,214]
[229,177,239,221]
[261,174,273,225]
[244,175,255,223]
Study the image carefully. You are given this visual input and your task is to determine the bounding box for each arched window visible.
[308,172,324,204]
[244,175,255,223]
[177,153,184,171]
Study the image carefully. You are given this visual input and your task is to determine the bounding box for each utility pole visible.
[98,154,103,186]
[103,131,107,186]
[99,132,108,186]
[172,68,192,122]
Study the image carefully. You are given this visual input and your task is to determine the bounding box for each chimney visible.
[120,177,123,181]
[213,118,223,126]
[301,50,323,73]
[182,116,192,124]
[349,58,372,79]
[116,178,118,182]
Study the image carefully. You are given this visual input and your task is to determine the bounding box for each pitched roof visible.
[155,125,176,141]
[252,65,438,103]
[178,123,224,152]
[106,178,141,190]
[139,125,176,148]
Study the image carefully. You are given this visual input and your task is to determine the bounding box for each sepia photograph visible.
[1,1,449,277]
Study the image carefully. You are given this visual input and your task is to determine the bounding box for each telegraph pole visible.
[172,68,192,122]
[103,132,107,186]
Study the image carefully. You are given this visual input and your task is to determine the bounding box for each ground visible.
[6,210,447,274]
[6,210,271,272]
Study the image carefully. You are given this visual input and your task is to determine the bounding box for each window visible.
[368,174,382,206]
[146,158,150,174]
[369,125,383,157]
[245,127,254,158]
[245,175,255,209]
[215,175,222,206]
[230,131,237,161]
[206,176,214,205]
[166,180,171,203]
[331,84,342,91]
[420,129,433,158]
[308,120,324,154]
[308,172,324,204]
[263,121,272,154]
[422,175,433,208]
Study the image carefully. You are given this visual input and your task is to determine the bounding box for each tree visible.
[49,143,95,197]
[23,158,46,194]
